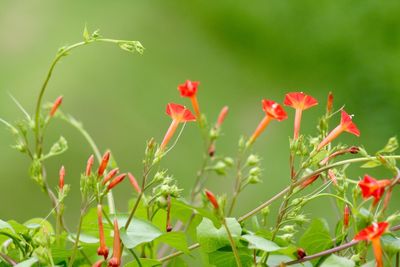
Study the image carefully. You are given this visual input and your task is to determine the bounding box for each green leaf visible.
[361,160,381,168]
[0,219,14,232]
[15,257,38,267]
[69,233,99,244]
[360,261,375,267]
[241,234,281,252]
[156,232,189,254]
[83,25,90,42]
[120,217,163,249]
[377,136,398,154]
[381,234,400,255]
[24,218,54,234]
[197,218,241,253]
[208,248,253,267]
[320,254,355,267]
[299,218,333,265]
[125,258,161,267]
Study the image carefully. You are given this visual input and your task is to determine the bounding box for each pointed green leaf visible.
[120,217,163,249]
[241,234,281,252]
[320,254,355,267]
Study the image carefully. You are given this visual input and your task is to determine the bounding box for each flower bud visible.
[128,173,141,193]
[98,151,110,177]
[50,96,63,117]
[213,161,227,176]
[249,167,261,176]
[205,189,219,209]
[59,166,65,191]
[246,154,260,166]
[107,173,126,190]
[86,155,94,176]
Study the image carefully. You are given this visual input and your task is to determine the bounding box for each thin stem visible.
[128,248,143,267]
[228,150,246,216]
[68,211,85,267]
[125,192,144,229]
[0,252,17,266]
[158,243,200,262]
[222,219,242,267]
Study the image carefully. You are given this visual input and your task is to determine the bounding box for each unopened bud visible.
[128,173,141,193]
[216,106,229,128]
[98,151,110,177]
[85,154,94,176]
[107,173,126,190]
[50,96,63,117]
[246,154,260,166]
[59,166,65,191]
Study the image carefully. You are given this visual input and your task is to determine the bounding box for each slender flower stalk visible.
[128,173,141,193]
[159,103,196,152]
[208,106,229,157]
[178,80,201,118]
[108,218,121,267]
[86,154,95,176]
[59,166,65,191]
[247,99,287,146]
[98,151,111,177]
[97,205,109,260]
[354,222,389,267]
[50,96,63,117]
[284,92,318,139]
[102,168,119,185]
[317,110,360,150]
[358,175,391,206]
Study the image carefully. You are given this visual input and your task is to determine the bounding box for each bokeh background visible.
[1,0,399,233]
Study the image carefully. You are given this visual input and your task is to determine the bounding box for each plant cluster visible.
[1,28,400,267]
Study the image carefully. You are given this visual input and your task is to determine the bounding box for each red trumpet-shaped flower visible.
[108,218,121,267]
[247,99,287,146]
[59,166,65,191]
[50,96,63,117]
[86,155,94,176]
[159,103,196,152]
[205,189,219,209]
[97,205,109,260]
[98,151,111,177]
[128,173,141,193]
[107,173,127,191]
[354,222,389,267]
[178,80,201,118]
[284,92,318,139]
[358,175,391,206]
[317,110,360,151]
[102,168,119,185]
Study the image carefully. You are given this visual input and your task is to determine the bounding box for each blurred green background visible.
[1,0,399,231]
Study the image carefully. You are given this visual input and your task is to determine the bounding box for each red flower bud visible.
[296,248,306,259]
[50,96,63,117]
[205,189,219,209]
[166,194,172,232]
[343,205,350,228]
[107,173,126,190]
[128,173,141,193]
[59,165,65,191]
[301,174,320,188]
[326,92,334,114]
[86,155,94,176]
[92,260,104,267]
[98,151,111,177]
[102,168,119,185]
[216,106,229,128]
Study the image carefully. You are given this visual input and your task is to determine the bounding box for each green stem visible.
[222,219,242,267]
[128,248,143,267]
[68,211,85,267]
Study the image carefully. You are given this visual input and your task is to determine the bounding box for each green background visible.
[0,0,399,234]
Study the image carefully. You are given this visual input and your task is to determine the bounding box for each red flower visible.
[248,99,287,145]
[102,168,119,185]
[178,80,201,118]
[59,166,65,191]
[327,169,337,185]
[108,218,121,267]
[92,260,104,267]
[343,204,350,228]
[98,151,111,177]
[50,96,63,117]
[86,155,94,176]
[354,222,389,267]
[284,92,318,139]
[317,110,360,150]
[128,173,141,193]
[358,175,391,205]
[160,103,196,151]
[107,173,127,191]
[97,205,109,260]
[300,174,320,188]
[205,189,219,209]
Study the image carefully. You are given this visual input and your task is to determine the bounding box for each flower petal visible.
[284,92,318,110]
[340,110,360,137]
[262,99,288,121]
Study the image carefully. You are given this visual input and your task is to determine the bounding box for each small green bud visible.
[291,198,304,206]
[249,167,261,176]
[246,154,260,166]
[248,175,261,184]
[213,161,227,175]
[279,233,294,242]
[154,171,166,182]
[156,196,168,208]
[294,214,309,224]
[238,136,245,150]
[350,254,361,262]
[223,157,234,167]
[281,225,295,233]
[261,207,270,216]
[209,128,219,140]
